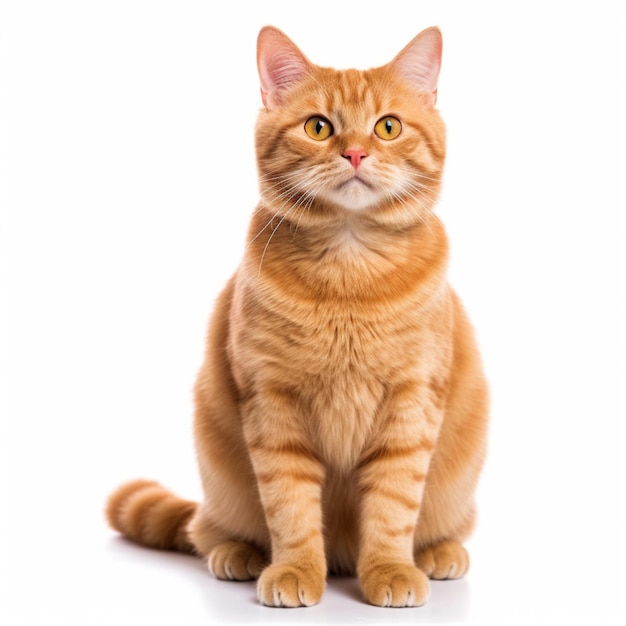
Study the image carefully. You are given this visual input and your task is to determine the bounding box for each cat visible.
[106,25,489,608]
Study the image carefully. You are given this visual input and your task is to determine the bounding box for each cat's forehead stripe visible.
[314,69,381,114]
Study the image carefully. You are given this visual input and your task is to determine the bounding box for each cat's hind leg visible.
[414,540,469,580]
[187,504,268,581]
[208,541,267,581]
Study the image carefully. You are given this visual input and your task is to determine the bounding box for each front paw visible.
[257,563,325,607]
[359,562,430,607]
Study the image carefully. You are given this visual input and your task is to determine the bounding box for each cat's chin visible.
[325,179,383,212]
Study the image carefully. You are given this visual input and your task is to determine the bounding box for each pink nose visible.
[343,148,368,169]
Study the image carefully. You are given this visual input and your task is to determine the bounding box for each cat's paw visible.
[415,540,469,580]
[359,562,430,607]
[207,541,266,581]
[257,563,325,607]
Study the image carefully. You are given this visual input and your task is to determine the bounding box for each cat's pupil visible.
[385,120,393,134]
[315,120,325,135]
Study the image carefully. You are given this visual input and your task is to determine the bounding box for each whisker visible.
[247,169,321,248]
[252,163,335,273]
[381,176,439,234]
[292,192,315,237]
[256,192,315,275]
[257,207,294,276]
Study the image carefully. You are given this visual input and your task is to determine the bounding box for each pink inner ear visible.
[391,27,442,98]
[257,27,311,108]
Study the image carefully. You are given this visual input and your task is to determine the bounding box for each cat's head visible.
[255,26,446,228]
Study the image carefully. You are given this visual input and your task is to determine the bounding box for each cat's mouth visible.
[337,175,373,190]
[325,173,384,211]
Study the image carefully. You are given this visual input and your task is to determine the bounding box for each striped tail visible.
[106,479,198,554]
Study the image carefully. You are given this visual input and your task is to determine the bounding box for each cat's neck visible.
[244,205,449,303]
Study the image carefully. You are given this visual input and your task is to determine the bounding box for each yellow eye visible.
[374,116,402,140]
[304,116,333,141]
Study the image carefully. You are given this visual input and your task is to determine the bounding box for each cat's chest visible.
[293,304,406,376]
[233,284,444,468]
[237,266,432,381]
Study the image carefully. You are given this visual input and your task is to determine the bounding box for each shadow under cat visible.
[106,536,470,623]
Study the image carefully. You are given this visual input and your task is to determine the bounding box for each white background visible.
[2,1,625,624]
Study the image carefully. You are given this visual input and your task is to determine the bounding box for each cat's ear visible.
[257,26,312,109]
[390,27,442,106]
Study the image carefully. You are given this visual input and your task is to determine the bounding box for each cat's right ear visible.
[257,26,312,110]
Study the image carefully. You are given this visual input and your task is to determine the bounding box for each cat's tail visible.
[106,479,198,554]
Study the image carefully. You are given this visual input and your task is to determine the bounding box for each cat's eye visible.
[374,116,402,140]
[304,116,334,141]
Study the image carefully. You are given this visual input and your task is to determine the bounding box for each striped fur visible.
[107,26,488,609]
[106,480,197,553]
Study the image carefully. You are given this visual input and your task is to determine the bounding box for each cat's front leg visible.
[356,382,442,607]
[243,389,327,607]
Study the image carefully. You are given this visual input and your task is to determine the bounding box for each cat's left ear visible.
[390,27,442,106]
[257,26,312,110]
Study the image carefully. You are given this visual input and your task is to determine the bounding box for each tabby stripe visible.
[122,487,168,535]
[357,441,434,470]
[359,559,410,581]
[259,126,289,164]
[404,120,445,161]
[107,481,198,551]
[283,528,322,551]
[383,524,416,538]
[263,496,321,521]
[364,486,421,512]
[248,440,320,460]
[255,469,322,485]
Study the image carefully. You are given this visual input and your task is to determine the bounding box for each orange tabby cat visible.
[107,25,488,608]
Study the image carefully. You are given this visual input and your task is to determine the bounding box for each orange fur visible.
[107,25,488,608]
